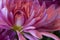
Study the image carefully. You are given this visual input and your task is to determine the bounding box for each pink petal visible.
[34,12,47,27]
[0,16,7,25]
[38,12,47,23]
[24,33,38,40]
[0,16,11,29]
[0,8,12,26]
[1,7,8,18]
[15,15,24,26]
[2,0,6,6]
[31,0,40,17]
[26,30,42,39]
[29,10,35,21]
[24,10,35,25]
[45,4,57,24]
[23,26,35,30]
[16,31,25,40]
[25,18,36,26]
[54,19,60,30]
[8,12,14,25]
[0,25,11,29]
[39,2,46,14]
[56,7,60,19]
[41,32,60,40]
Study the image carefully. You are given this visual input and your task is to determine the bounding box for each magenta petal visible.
[32,0,40,17]
[0,17,8,25]
[24,33,38,40]
[16,31,25,40]
[8,12,14,25]
[25,10,35,25]
[0,18,11,29]
[0,0,2,9]
[29,10,35,21]
[41,32,60,40]
[34,12,47,27]
[0,25,11,29]
[25,18,36,26]
[26,30,42,39]
[56,7,60,19]
[0,11,12,26]
[0,29,17,40]
[4,35,10,40]
[1,7,8,18]
[24,26,35,30]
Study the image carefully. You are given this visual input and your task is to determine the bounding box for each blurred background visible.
[38,0,60,8]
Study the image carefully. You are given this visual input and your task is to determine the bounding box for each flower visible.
[0,0,60,40]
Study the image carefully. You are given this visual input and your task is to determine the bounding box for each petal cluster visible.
[0,0,60,40]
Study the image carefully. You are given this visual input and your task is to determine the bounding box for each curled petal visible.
[24,33,38,40]
[26,30,42,39]
[40,32,60,40]
[15,14,24,26]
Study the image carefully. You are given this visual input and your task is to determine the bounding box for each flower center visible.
[13,25,23,32]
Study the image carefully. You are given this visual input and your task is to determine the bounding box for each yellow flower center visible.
[13,25,23,32]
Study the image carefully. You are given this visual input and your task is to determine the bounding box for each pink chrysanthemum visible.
[0,0,60,40]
